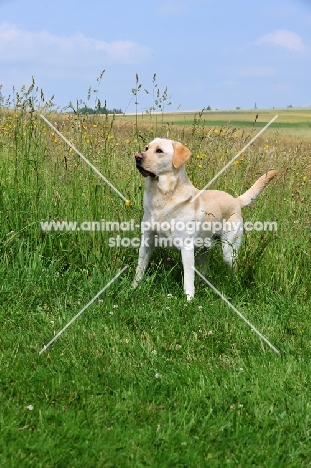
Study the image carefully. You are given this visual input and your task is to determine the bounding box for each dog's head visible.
[135,138,191,179]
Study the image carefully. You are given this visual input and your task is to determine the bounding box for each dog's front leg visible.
[181,246,195,300]
[133,232,155,288]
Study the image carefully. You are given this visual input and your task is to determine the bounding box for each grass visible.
[120,107,311,139]
[1,83,311,467]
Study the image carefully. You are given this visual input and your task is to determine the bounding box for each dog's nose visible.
[135,152,144,160]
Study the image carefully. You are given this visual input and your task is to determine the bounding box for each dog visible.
[133,137,277,299]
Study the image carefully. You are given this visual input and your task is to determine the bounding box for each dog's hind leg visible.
[221,223,243,269]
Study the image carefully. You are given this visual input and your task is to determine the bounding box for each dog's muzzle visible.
[135,153,157,178]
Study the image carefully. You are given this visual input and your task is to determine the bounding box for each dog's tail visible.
[237,170,277,207]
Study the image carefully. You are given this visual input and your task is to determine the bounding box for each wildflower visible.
[198,164,202,168]
[155,373,161,379]
[125,200,131,206]
[26,405,34,411]
[214,129,219,133]
[92,124,97,128]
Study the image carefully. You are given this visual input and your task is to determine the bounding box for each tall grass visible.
[1,80,311,467]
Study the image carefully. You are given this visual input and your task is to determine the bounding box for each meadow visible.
[122,107,311,140]
[1,83,311,467]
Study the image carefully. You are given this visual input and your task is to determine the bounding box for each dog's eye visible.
[145,146,149,151]
[156,148,163,153]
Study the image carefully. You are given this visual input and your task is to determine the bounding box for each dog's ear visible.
[172,142,191,168]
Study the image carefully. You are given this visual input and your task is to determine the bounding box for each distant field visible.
[119,108,311,139]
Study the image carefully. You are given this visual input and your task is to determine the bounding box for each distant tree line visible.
[79,106,123,115]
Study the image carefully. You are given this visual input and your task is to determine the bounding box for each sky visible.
[0,0,311,112]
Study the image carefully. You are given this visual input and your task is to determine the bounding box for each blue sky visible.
[0,0,310,112]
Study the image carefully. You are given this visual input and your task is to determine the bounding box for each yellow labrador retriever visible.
[133,138,277,299]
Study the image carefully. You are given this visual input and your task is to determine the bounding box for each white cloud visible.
[0,22,151,64]
[256,29,306,52]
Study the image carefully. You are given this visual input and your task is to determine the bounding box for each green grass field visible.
[1,87,311,467]
[120,107,311,139]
